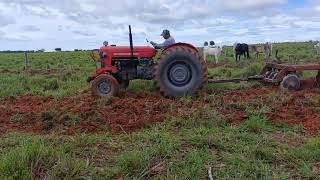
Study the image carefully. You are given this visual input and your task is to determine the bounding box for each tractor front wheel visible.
[92,74,120,97]
[154,46,207,97]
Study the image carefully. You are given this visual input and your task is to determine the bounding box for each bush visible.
[60,113,81,127]
[41,111,59,130]
[244,63,263,77]
[116,150,151,176]
[10,114,25,123]
[43,79,59,91]
[240,115,274,133]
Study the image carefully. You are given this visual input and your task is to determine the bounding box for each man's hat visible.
[161,29,170,36]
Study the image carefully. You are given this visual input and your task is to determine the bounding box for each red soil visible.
[267,91,320,135]
[300,78,320,89]
[0,92,178,135]
[220,88,273,123]
[0,85,319,135]
[221,86,320,135]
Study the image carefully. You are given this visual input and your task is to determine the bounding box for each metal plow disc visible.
[281,74,300,91]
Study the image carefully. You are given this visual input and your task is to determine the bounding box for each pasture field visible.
[0,42,320,179]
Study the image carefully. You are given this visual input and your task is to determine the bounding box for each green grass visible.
[0,138,93,179]
[1,41,319,98]
[127,80,157,93]
[1,41,320,179]
[240,115,275,133]
[0,51,95,99]
[0,109,317,179]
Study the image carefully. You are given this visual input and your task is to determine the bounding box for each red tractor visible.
[88,26,207,98]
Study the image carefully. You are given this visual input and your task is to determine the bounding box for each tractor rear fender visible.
[162,43,199,54]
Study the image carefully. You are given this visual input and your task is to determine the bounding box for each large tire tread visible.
[153,46,208,97]
[91,74,120,97]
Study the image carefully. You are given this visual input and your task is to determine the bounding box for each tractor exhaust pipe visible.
[129,25,134,60]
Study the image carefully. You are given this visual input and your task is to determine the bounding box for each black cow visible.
[234,43,250,61]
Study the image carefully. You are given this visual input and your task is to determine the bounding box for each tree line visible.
[0,48,100,54]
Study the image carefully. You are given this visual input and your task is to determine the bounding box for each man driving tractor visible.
[150,29,175,49]
[89,25,208,98]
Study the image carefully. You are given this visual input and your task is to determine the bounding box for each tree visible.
[55,48,62,52]
[37,48,45,52]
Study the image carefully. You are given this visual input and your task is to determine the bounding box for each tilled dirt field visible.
[0,91,177,135]
[0,80,319,135]
[221,86,320,135]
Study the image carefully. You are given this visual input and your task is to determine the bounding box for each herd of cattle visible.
[204,41,320,64]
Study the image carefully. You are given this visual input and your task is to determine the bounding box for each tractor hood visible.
[99,46,157,59]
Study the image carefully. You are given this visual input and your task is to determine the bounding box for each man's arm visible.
[150,41,167,49]
[154,40,168,49]
[151,38,175,49]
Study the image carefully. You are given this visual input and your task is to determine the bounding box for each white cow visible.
[203,45,223,64]
[265,42,273,58]
[314,43,320,54]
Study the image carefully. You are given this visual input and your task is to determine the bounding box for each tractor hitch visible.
[208,75,264,84]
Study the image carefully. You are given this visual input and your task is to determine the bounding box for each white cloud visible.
[0,14,15,26]
[0,0,319,50]
[215,0,286,11]
[233,28,249,35]
[21,25,41,32]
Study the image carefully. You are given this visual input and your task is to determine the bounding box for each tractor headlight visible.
[100,53,107,68]
[100,52,107,59]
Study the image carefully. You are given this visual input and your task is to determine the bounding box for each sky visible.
[0,0,320,51]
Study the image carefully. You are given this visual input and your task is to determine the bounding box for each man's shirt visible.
[154,36,176,49]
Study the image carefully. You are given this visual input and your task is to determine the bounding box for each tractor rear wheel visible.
[153,46,207,97]
[92,74,120,97]
[280,74,300,91]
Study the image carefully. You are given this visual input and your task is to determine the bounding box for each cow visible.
[234,43,250,61]
[251,42,273,59]
[314,42,320,54]
[251,45,264,59]
[203,41,223,64]
[265,42,273,58]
